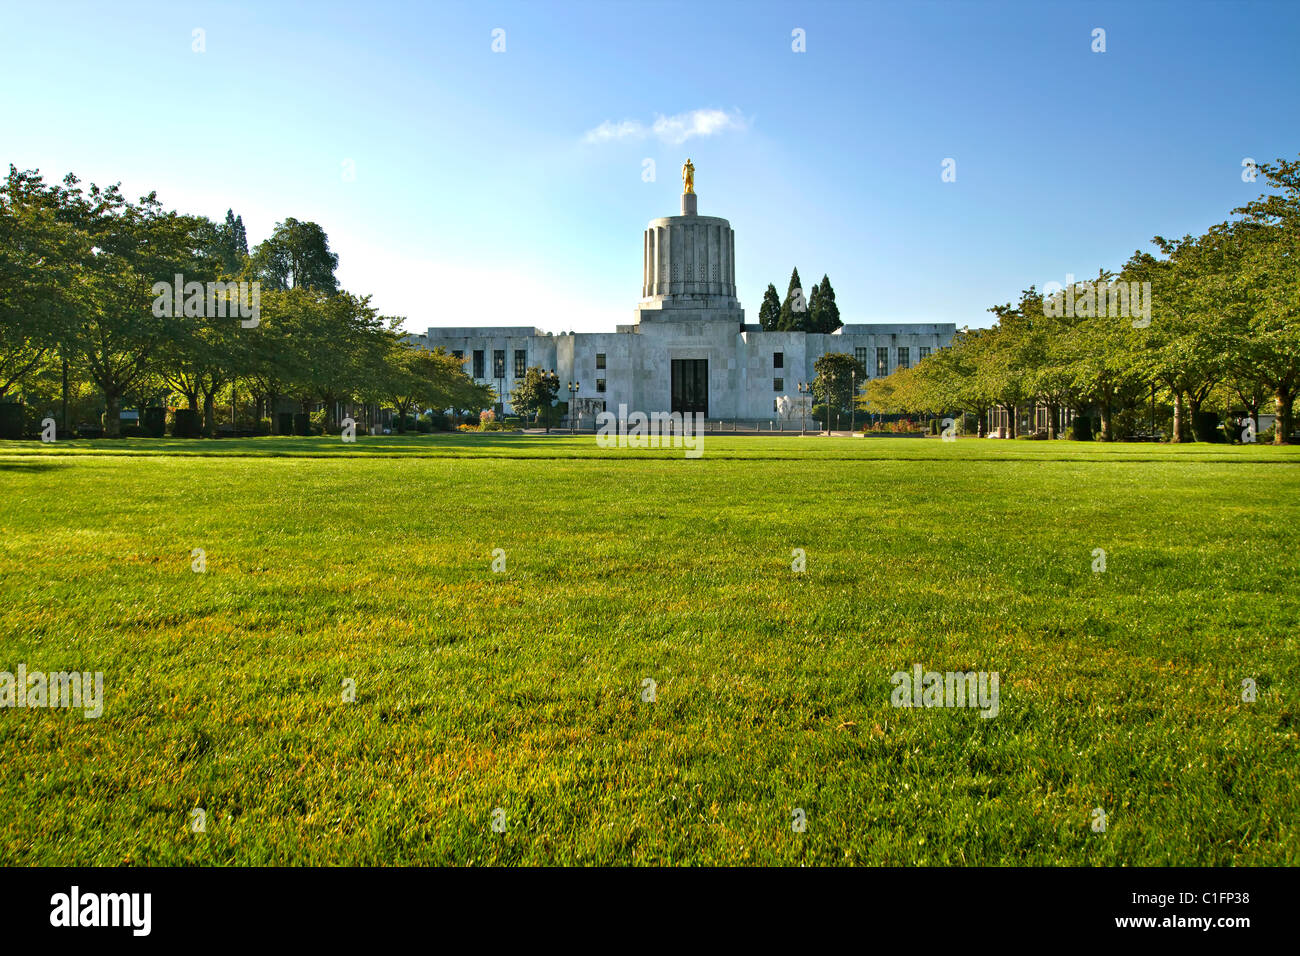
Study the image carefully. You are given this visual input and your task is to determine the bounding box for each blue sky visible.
[3,0,1297,333]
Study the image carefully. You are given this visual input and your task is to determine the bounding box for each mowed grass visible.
[1,435,1297,865]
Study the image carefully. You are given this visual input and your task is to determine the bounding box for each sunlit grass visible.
[0,439,1296,864]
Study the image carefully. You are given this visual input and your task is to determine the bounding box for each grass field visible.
[2,434,1298,865]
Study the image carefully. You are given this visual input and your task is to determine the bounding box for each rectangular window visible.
[898,347,910,370]
[876,347,889,378]
[514,349,526,377]
[774,377,784,392]
[473,350,485,378]
[596,352,606,370]
[493,350,505,378]
[452,349,464,361]
[855,346,868,369]
[596,378,606,393]
[919,346,931,361]
[773,352,783,369]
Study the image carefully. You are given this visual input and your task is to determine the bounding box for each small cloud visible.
[582,108,747,145]
[583,119,645,144]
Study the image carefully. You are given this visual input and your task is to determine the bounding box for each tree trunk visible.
[1172,392,1188,443]
[202,392,216,437]
[1007,405,1018,439]
[103,391,122,438]
[1275,386,1295,445]
[1046,401,1059,440]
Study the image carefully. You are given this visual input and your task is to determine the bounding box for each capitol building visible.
[415,169,955,423]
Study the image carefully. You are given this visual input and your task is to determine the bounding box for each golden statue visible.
[682,158,695,194]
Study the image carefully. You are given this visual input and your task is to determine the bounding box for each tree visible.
[777,267,807,332]
[251,218,339,293]
[1230,157,1300,443]
[813,351,867,430]
[510,366,561,428]
[814,275,841,333]
[757,283,781,331]
[60,177,208,437]
[0,167,80,399]
[366,337,471,431]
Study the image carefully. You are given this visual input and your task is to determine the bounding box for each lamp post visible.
[798,382,810,436]
[850,369,856,434]
[568,381,580,433]
[828,371,836,435]
[543,369,558,433]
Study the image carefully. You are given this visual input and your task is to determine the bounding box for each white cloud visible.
[582,108,747,146]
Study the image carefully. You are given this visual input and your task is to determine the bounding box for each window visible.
[855,347,868,369]
[473,350,485,378]
[876,347,889,377]
[596,378,606,393]
[514,349,526,377]
[898,347,910,370]
[773,352,784,369]
[774,377,784,392]
[493,350,505,378]
[452,349,463,361]
[919,346,931,361]
[596,352,606,370]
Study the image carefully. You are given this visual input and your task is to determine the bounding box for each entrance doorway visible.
[671,359,708,416]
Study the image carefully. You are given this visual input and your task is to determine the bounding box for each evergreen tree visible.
[806,282,821,335]
[758,283,781,330]
[816,274,841,333]
[777,267,806,332]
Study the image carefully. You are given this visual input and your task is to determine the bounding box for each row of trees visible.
[757,268,842,333]
[863,156,1300,444]
[0,166,489,437]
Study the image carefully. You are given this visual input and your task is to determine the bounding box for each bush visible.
[121,424,145,438]
[143,407,166,437]
[172,408,202,438]
[1192,410,1224,443]
[1071,415,1094,442]
[75,423,103,439]
[426,412,451,432]
[255,417,272,436]
[293,412,311,436]
[0,402,24,440]
[277,412,294,435]
[310,409,331,435]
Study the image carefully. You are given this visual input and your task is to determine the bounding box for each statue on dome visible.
[681,158,695,194]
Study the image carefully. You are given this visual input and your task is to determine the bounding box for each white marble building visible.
[414,188,955,422]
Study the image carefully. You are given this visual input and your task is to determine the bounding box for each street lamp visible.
[828,371,836,435]
[543,369,558,433]
[850,368,856,434]
[568,381,580,433]
[798,382,810,436]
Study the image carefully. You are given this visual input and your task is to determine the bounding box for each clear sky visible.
[3,0,1297,333]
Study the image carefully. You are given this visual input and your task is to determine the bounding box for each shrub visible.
[142,407,166,437]
[172,408,202,438]
[0,402,24,440]
[121,424,145,438]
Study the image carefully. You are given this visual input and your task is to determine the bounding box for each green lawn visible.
[1,435,1297,865]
